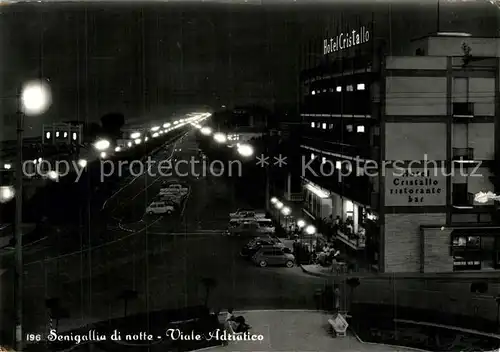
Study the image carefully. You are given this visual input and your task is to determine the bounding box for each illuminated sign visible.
[385,169,446,206]
[324,26,370,55]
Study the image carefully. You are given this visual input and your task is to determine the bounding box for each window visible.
[322,123,327,129]
[453,102,474,116]
[357,125,365,133]
[346,85,353,92]
[311,90,316,95]
[311,153,315,160]
[329,88,334,93]
[336,86,342,92]
[311,122,315,128]
[329,123,333,129]
[356,83,365,90]
[321,156,326,164]
[335,161,341,169]
[346,125,353,132]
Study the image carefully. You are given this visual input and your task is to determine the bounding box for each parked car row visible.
[225,208,275,236]
[239,235,295,268]
[146,181,189,215]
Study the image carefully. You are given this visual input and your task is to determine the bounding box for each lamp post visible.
[16,80,51,351]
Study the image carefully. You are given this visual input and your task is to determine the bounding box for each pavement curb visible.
[300,264,328,278]
[299,265,500,281]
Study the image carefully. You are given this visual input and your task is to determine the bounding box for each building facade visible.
[296,22,500,273]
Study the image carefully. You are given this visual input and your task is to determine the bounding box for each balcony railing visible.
[452,192,474,207]
[286,192,304,202]
[452,148,474,161]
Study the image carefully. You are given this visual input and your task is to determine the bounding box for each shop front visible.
[451,230,500,271]
[330,195,380,269]
[303,180,332,220]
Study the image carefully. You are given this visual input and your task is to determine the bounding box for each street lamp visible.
[275,201,283,210]
[281,206,291,216]
[270,197,278,204]
[305,225,316,235]
[150,126,160,132]
[213,132,227,144]
[0,186,15,203]
[16,80,51,350]
[4,163,11,170]
[237,144,254,157]
[297,219,306,228]
[201,127,212,136]
[77,159,87,168]
[130,132,141,139]
[134,138,141,145]
[100,152,107,159]
[47,171,59,181]
[94,139,110,151]
[114,147,121,152]
[20,80,51,116]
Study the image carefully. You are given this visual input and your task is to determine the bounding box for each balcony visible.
[452,192,474,208]
[452,148,474,161]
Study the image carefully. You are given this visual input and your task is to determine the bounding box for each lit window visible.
[322,156,326,164]
[322,123,326,129]
[63,132,68,138]
[72,132,77,140]
[56,131,60,137]
[329,88,334,92]
[311,90,316,95]
[357,125,365,133]
[45,132,51,139]
[336,86,342,92]
[347,85,353,92]
[311,153,315,160]
[322,89,326,93]
[346,125,353,132]
[316,122,320,128]
[311,122,315,128]
[335,161,341,169]
[357,83,365,90]
[329,123,333,129]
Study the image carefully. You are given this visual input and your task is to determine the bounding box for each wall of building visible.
[452,166,494,202]
[384,213,446,272]
[453,77,495,116]
[428,37,500,57]
[385,122,447,161]
[385,56,446,70]
[452,123,495,160]
[385,76,447,116]
[422,227,454,273]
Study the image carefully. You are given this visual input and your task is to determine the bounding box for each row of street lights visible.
[270,197,316,236]
[197,125,255,158]
[92,113,211,158]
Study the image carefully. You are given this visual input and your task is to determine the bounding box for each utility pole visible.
[15,108,24,351]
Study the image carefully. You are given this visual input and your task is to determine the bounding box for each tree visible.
[200,277,217,307]
[117,289,139,317]
[346,278,360,312]
[100,112,125,140]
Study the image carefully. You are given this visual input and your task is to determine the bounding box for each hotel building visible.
[295,11,500,273]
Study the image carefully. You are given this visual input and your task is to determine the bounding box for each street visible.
[1,129,497,338]
[17,131,326,335]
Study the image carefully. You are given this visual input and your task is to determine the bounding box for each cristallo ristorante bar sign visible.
[323,26,370,55]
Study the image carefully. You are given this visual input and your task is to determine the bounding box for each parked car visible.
[229,208,266,219]
[146,201,175,215]
[240,236,284,258]
[252,247,295,268]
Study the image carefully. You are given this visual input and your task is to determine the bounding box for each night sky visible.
[0,0,497,140]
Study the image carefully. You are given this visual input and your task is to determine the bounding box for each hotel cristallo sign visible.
[385,169,446,207]
[323,26,370,55]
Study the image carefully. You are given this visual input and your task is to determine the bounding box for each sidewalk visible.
[300,263,500,281]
